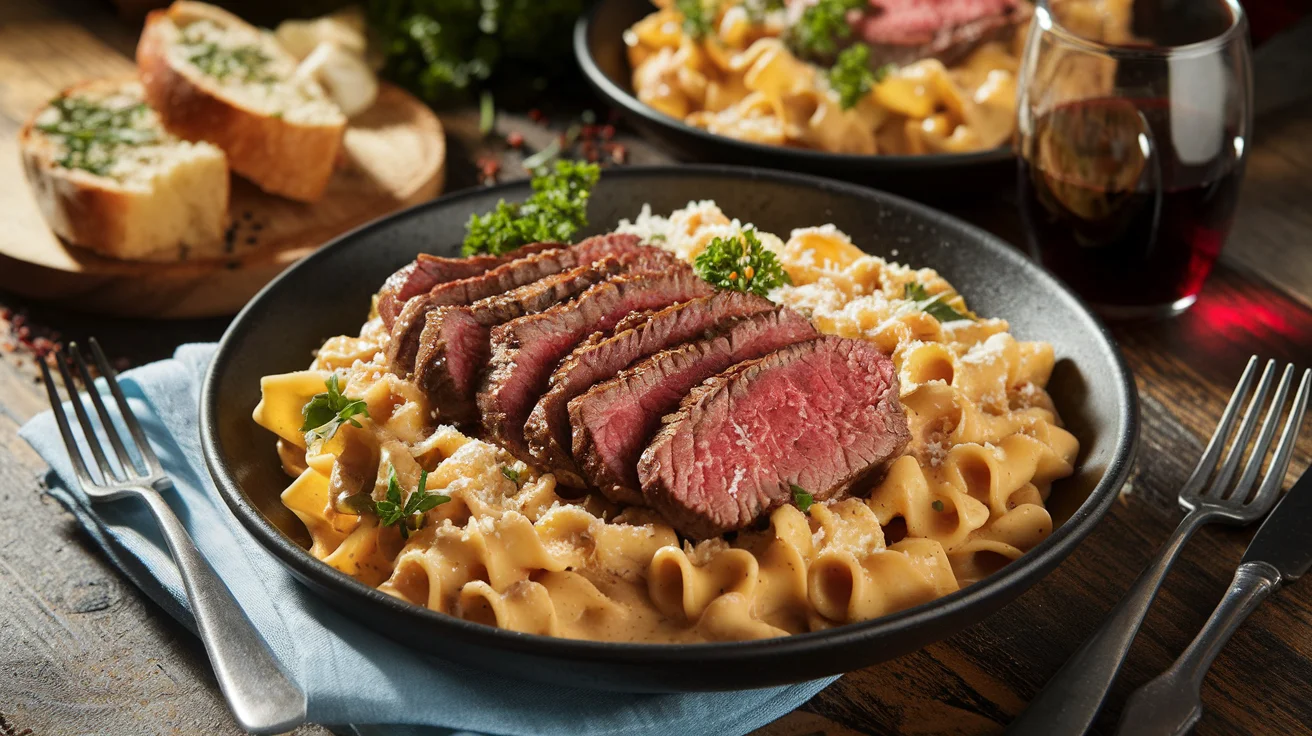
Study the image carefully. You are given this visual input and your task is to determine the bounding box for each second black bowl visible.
[574,0,1017,199]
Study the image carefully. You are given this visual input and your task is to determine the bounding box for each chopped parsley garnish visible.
[300,374,370,445]
[375,464,450,538]
[676,0,716,38]
[463,159,601,256]
[787,0,866,58]
[932,499,945,512]
[501,466,521,484]
[36,96,158,177]
[904,282,973,323]
[693,227,791,297]
[181,30,277,84]
[828,44,894,110]
[791,484,814,514]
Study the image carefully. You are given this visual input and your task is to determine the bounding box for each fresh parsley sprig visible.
[904,282,973,323]
[300,374,370,445]
[463,160,601,256]
[693,227,791,297]
[791,484,814,514]
[676,0,716,38]
[375,464,450,538]
[787,0,866,58]
[828,44,894,109]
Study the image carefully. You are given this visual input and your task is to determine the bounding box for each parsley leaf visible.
[676,0,716,38]
[787,0,866,58]
[790,484,814,514]
[376,464,450,538]
[693,227,791,297]
[501,466,521,485]
[932,499,945,512]
[904,282,973,323]
[828,44,894,109]
[300,374,370,445]
[463,160,601,256]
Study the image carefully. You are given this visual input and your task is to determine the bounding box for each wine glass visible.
[1016,0,1253,319]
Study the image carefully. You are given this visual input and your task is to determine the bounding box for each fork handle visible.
[1115,561,1282,736]
[1007,509,1214,736]
[138,489,307,733]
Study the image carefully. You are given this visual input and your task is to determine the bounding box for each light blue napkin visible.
[20,343,837,736]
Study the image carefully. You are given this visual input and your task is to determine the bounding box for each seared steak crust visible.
[571,308,817,505]
[376,242,561,329]
[386,234,656,376]
[413,257,626,426]
[525,291,776,487]
[478,269,714,463]
[639,336,910,539]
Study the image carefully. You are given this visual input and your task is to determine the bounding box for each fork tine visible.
[1181,356,1258,498]
[1230,364,1295,505]
[1204,359,1277,499]
[69,342,141,479]
[1246,368,1312,512]
[88,338,163,476]
[39,356,97,490]
[53,347,120,484]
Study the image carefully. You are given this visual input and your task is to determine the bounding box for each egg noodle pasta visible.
[622,0,1137,156]
[254,201,1078,642]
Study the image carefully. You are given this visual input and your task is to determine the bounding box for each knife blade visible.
[1241,469,1312,580]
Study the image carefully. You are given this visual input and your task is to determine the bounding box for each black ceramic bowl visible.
[574,0,1017,198]
[201,165,1137,693]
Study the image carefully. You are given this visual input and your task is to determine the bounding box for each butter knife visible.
[1116,467,1312,736]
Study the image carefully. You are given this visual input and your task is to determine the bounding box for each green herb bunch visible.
[36,96,159,177]
[693,227,791,297]
[375,464,450,538]
[827,43,894,109]
[300,374,371,445]
[787,0,866,58]
[369,0,584,106]
[463,160,601,256]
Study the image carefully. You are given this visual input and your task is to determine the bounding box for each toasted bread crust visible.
[18,78,230,262]
[137,3,344,202]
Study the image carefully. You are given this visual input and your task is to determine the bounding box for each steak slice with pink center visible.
[639,336,910,540]
[526,291,776,488]
[478,269,714,463]
[376,242,562,329]
[413,251,681,426]
[570,307,817,506]
[386,234,658,376]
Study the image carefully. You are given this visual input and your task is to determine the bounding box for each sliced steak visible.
[571,308,817,505]
[386,234,661,376]
[377,242,560,329]
[479,270,715,463]
[639,336,910,539]
[413,258,625,425]
[525,291,776,488]
[851,0,1032,68]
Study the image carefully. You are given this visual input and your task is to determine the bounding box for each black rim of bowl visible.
[572,0,1016,171]
[201,163,1138,671]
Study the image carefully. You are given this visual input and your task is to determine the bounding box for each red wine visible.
[1020,97,1243,314]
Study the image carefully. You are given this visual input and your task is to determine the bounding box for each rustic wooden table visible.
[2,2,1311,735]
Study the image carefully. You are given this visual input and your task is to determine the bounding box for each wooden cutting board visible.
[0,19,444,319]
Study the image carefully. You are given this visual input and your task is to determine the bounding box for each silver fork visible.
[1008,356,1310,736]
[40,339,306,734]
